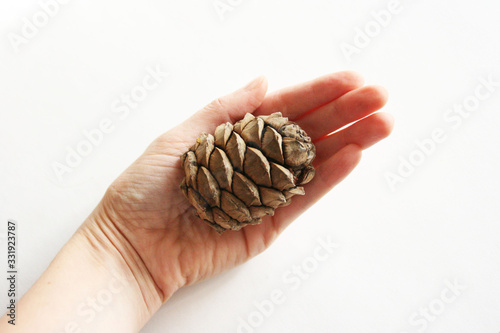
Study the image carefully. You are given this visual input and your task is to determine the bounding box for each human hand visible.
[88,72,393,306]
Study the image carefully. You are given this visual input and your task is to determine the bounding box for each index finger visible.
[254,71,365,120]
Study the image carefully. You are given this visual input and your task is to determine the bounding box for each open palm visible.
[95,72,393,302]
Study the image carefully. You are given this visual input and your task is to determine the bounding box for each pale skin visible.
[0,72,393,332]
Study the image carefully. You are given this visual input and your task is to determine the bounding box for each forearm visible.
[0,211,164,333]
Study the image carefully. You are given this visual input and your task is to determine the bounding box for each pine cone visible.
[180,112,316,233]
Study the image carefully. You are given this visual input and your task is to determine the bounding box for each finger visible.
[181,76,268,139]
[314,112,394,165]
[254,71,364,119]
[271,144,363,233]
[297,85,389,141]
[150,77,267,156]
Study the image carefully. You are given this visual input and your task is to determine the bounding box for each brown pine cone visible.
[180,112,315,233]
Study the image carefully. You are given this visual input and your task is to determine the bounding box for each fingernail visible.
[244,75,265,90]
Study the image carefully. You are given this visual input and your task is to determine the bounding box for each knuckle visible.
[208,96,226,110]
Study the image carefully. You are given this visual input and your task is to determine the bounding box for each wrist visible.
[77,207,165,326]
[0,207,167,333]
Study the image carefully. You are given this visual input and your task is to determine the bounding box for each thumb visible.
[185,76,268,133]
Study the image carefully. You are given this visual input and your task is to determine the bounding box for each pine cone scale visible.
[209,147,233,191]
[243,147,272,187]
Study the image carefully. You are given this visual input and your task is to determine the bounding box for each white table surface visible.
[1,0,499,332]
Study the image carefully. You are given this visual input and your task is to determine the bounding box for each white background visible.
[1,0,500,332]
